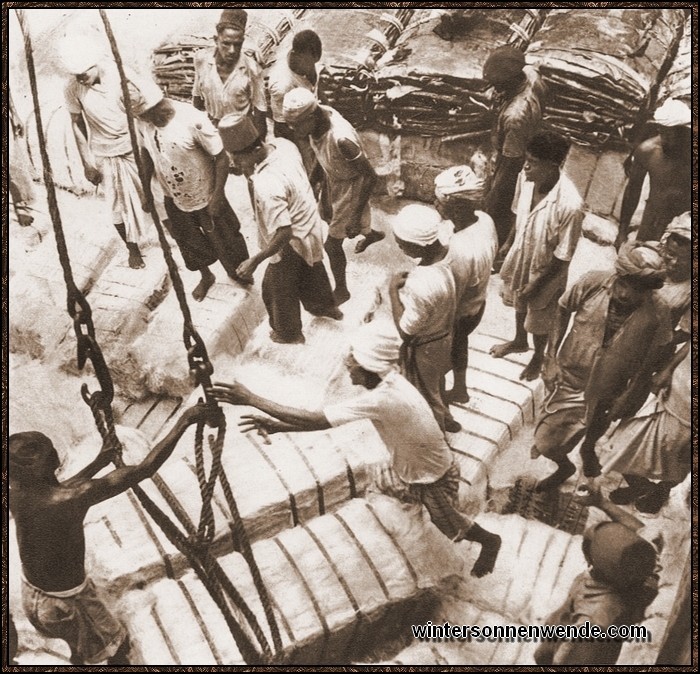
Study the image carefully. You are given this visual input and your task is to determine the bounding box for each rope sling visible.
[16,9,282,663]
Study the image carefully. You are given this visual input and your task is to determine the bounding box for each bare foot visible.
[471,533,501,578]
[128,250,146,269]
[18,213,34,227]
[534,461,575,492]
[270,330,305,344]
[444,417,462,433]
[579,446,602,478]
[333,287,351,305]
[520,354,544,381]
[355,230,385,253]
[192,270,215,301]
[490,340,528,358]
[445,388,469,404]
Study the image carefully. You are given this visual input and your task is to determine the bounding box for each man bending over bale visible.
[9,403,211,665]
[211,320,501,578]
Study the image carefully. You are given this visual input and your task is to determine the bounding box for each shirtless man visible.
[616,98,692,247]
[9,403,210,665]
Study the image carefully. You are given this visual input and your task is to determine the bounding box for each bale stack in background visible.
[527,9,686,149]
[371,9,547,138]
[657,13,691,106]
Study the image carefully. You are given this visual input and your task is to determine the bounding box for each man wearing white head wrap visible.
[283,88,385,304]
[655,212,691,329]
[435,166,498,403]
[533,243,673,490]
[62,35,153,268]
[390,204,460,434]
[135,96,250,301]
[617,98,692,247]
[212,320,502,578]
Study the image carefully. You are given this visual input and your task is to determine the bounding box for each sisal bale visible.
[566,234,617,290]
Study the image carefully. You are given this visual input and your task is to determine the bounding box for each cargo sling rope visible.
[16,9,281,664]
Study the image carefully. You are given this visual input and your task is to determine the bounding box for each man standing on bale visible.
[482,45,546,253]
[434,166,498,404]
[284,88,385,305]
[62,36,152,269]
[9,404,212,665]
[193,8,267,139]
[491,131,583,381]
[220,115,342,345]
[616,98,692,248]
[389,204,461,434]
[211,320,501,578]
[533,243,672,491]
[134,84,250,301]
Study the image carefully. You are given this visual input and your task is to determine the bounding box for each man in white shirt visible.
[220,116,341,344]
[62,38,152,269]
[389,204,460,434]
[434,166,498,403]
[211,320,501,578]
[133,85,249,301]
[491,131,583,381]
[192,8,267,138]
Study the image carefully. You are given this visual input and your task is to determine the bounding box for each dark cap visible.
[218,9,247,32]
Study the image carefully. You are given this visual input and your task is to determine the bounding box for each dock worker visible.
[389,204,461,434]
[220,115,342,344]
[616,98,692,247]
[211,319,502,578]
[534,242,672,490]
[434,166,498,404]
[490,131,583,381]
[9,403,211,665]
[284,88,385,305]
[192,8,267,140]
[482,45,546,256]
[62,36,152,269]
[133,83,250,301]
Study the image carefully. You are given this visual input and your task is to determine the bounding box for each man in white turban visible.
[283,88,385,305]
[655,212,691,329]
[533,242,673,490]
[434,166,498,403]
[211,319,502,579]
[389,204,460,434]
[616,98,692,247]
[61,33,153,268]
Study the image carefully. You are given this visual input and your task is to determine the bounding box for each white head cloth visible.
[392,203,442,247]
[654,98,691,127]
[351,319,402,377]
[434,165,485,201]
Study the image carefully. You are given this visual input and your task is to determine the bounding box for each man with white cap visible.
[389,204,461,434]
[434,165,498,403]
[216,115,342,344]
[534,243,672,490]
[654,211,691,330]
[133,87,250,301]
[62,35,153,269]
[211,319,502,578]
[193,9,267,139]
[283,88,385,305]
[616,98,692,247]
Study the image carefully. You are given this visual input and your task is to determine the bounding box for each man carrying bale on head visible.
[219,115,342,345]
[133,83,250,301]
[193,8,267,140]
[490,131,583,382]
[62,35,153,269]
[616,98,692,248]
[434,166,498,404]
[9,404,211,665]
[284,88,385,305]
[211,320,501,578]
[482,45,546,255]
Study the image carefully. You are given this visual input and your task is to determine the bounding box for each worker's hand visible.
[98,438,119,464]
[390,271,409,291]
[518,280,538,302]
[12,121,24,138]
[614,231,628,251]
[608,394,635,422]
[541,354,560,392]
[572,481,603,508]
[140,191,154,214]
[236,259,258,283]
[209,381,252,407]
[239,414,283,438]
[179,401,219,427]
[651,368,673,396]
[84,165,103,186]
[207,193,224,219]
[497,242,511,260]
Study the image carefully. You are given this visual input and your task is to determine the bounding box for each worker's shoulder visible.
[193,46,215,68]
[634,135,664,157]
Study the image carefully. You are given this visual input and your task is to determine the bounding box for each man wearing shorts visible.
[491,131,583,381]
